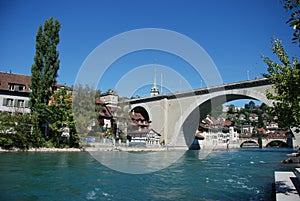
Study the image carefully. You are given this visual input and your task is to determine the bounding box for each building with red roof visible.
[0,72,31,113]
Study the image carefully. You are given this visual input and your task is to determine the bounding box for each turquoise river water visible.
[0,148,299,201]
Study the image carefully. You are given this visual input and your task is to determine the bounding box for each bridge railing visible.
[239,136,287,139]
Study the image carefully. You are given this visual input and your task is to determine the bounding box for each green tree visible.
[30,17,61,142]
[0,113,15,149]
[260,1,300,128]
[72,84,97,136]
[262,38,300,128]
[95,89,103,113]
[0,113,34,150]
[227,104,236,114]
[48,88,79,147]
[116,99,131,141]
[282,0,300,46]
[248,101,255,111]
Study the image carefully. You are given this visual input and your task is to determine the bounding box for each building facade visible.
[0,72,31,113]
[198,115,239,149]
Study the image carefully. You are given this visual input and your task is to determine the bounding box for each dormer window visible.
[8,83,14,91]
[8,83,26,91]
[18,85,25,91]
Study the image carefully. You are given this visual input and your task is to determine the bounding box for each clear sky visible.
[0,0,299,102]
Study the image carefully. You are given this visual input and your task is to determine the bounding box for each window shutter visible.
[2,98,7,106]
[14,99,18,107]
[25,100,29,108]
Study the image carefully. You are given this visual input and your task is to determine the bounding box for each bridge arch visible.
[173,86,273,147]
[130,104,151,122]
[240,140,259,148]
[265,140,288,147]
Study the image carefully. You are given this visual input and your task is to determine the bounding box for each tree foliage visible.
[116,99,131,140]
[282,0,300,46]
[262,38,300,127]
[0,113,36,149]
[30,17,61,110]
[72,84,97,135]
[30,17,61,136]
[47,88,79,147]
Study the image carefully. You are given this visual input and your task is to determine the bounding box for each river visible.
[0,148,299,201]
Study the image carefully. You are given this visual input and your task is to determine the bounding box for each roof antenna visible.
[160,73,163,94]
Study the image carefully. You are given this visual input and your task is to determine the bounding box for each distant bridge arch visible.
[239,138,288,148]
[265,139,288,147]
[240,140,259,148]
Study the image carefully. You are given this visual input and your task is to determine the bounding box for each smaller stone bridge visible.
[239,137,289,148]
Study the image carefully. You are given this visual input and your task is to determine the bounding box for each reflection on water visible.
[0,149,299,201]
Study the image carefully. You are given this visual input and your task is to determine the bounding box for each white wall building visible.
[201,126,239,149]
[0,72,31,114]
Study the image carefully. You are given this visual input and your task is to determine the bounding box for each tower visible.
[150,68,159,96]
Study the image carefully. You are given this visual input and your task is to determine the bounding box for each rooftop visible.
[0,72,31,92]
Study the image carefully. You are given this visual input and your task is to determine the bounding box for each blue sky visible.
[0,0,299,104]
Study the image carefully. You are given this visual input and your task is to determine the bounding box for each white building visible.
[198,115,239,149]
[201,127,239,148]
[100,90,118,106]
[0,72,31,114]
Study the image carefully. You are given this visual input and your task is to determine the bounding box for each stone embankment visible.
[274,168,300,201]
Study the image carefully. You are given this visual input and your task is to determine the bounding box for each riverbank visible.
[0,144,247,152]
[85,145,189,152]
[0,147,84,152]
[0,145,189,152]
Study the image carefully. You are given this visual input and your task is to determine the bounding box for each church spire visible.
[150,67,159,96]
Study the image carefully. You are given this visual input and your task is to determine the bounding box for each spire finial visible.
[150,66,159,96]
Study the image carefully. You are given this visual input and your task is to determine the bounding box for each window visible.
[18,85,25,91]
[2,98,14,107]
[18,100,25,107]
[7,84,25,91]
[8,83,14,91]
[8,99,13,107]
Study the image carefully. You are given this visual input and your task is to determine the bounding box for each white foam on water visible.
[86,190,97,200]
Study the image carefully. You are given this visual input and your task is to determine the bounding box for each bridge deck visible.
[128,78,270,104]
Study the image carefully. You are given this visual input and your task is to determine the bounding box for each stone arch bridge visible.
[128,78,298,148]
[239,137,288,148]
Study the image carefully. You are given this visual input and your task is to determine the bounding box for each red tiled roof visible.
[223,120,233,127]
[0,72,31,92]
[130,112,145,121]
[257,127,267,134]
[98,107,113,118]
[199,115,233,130]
